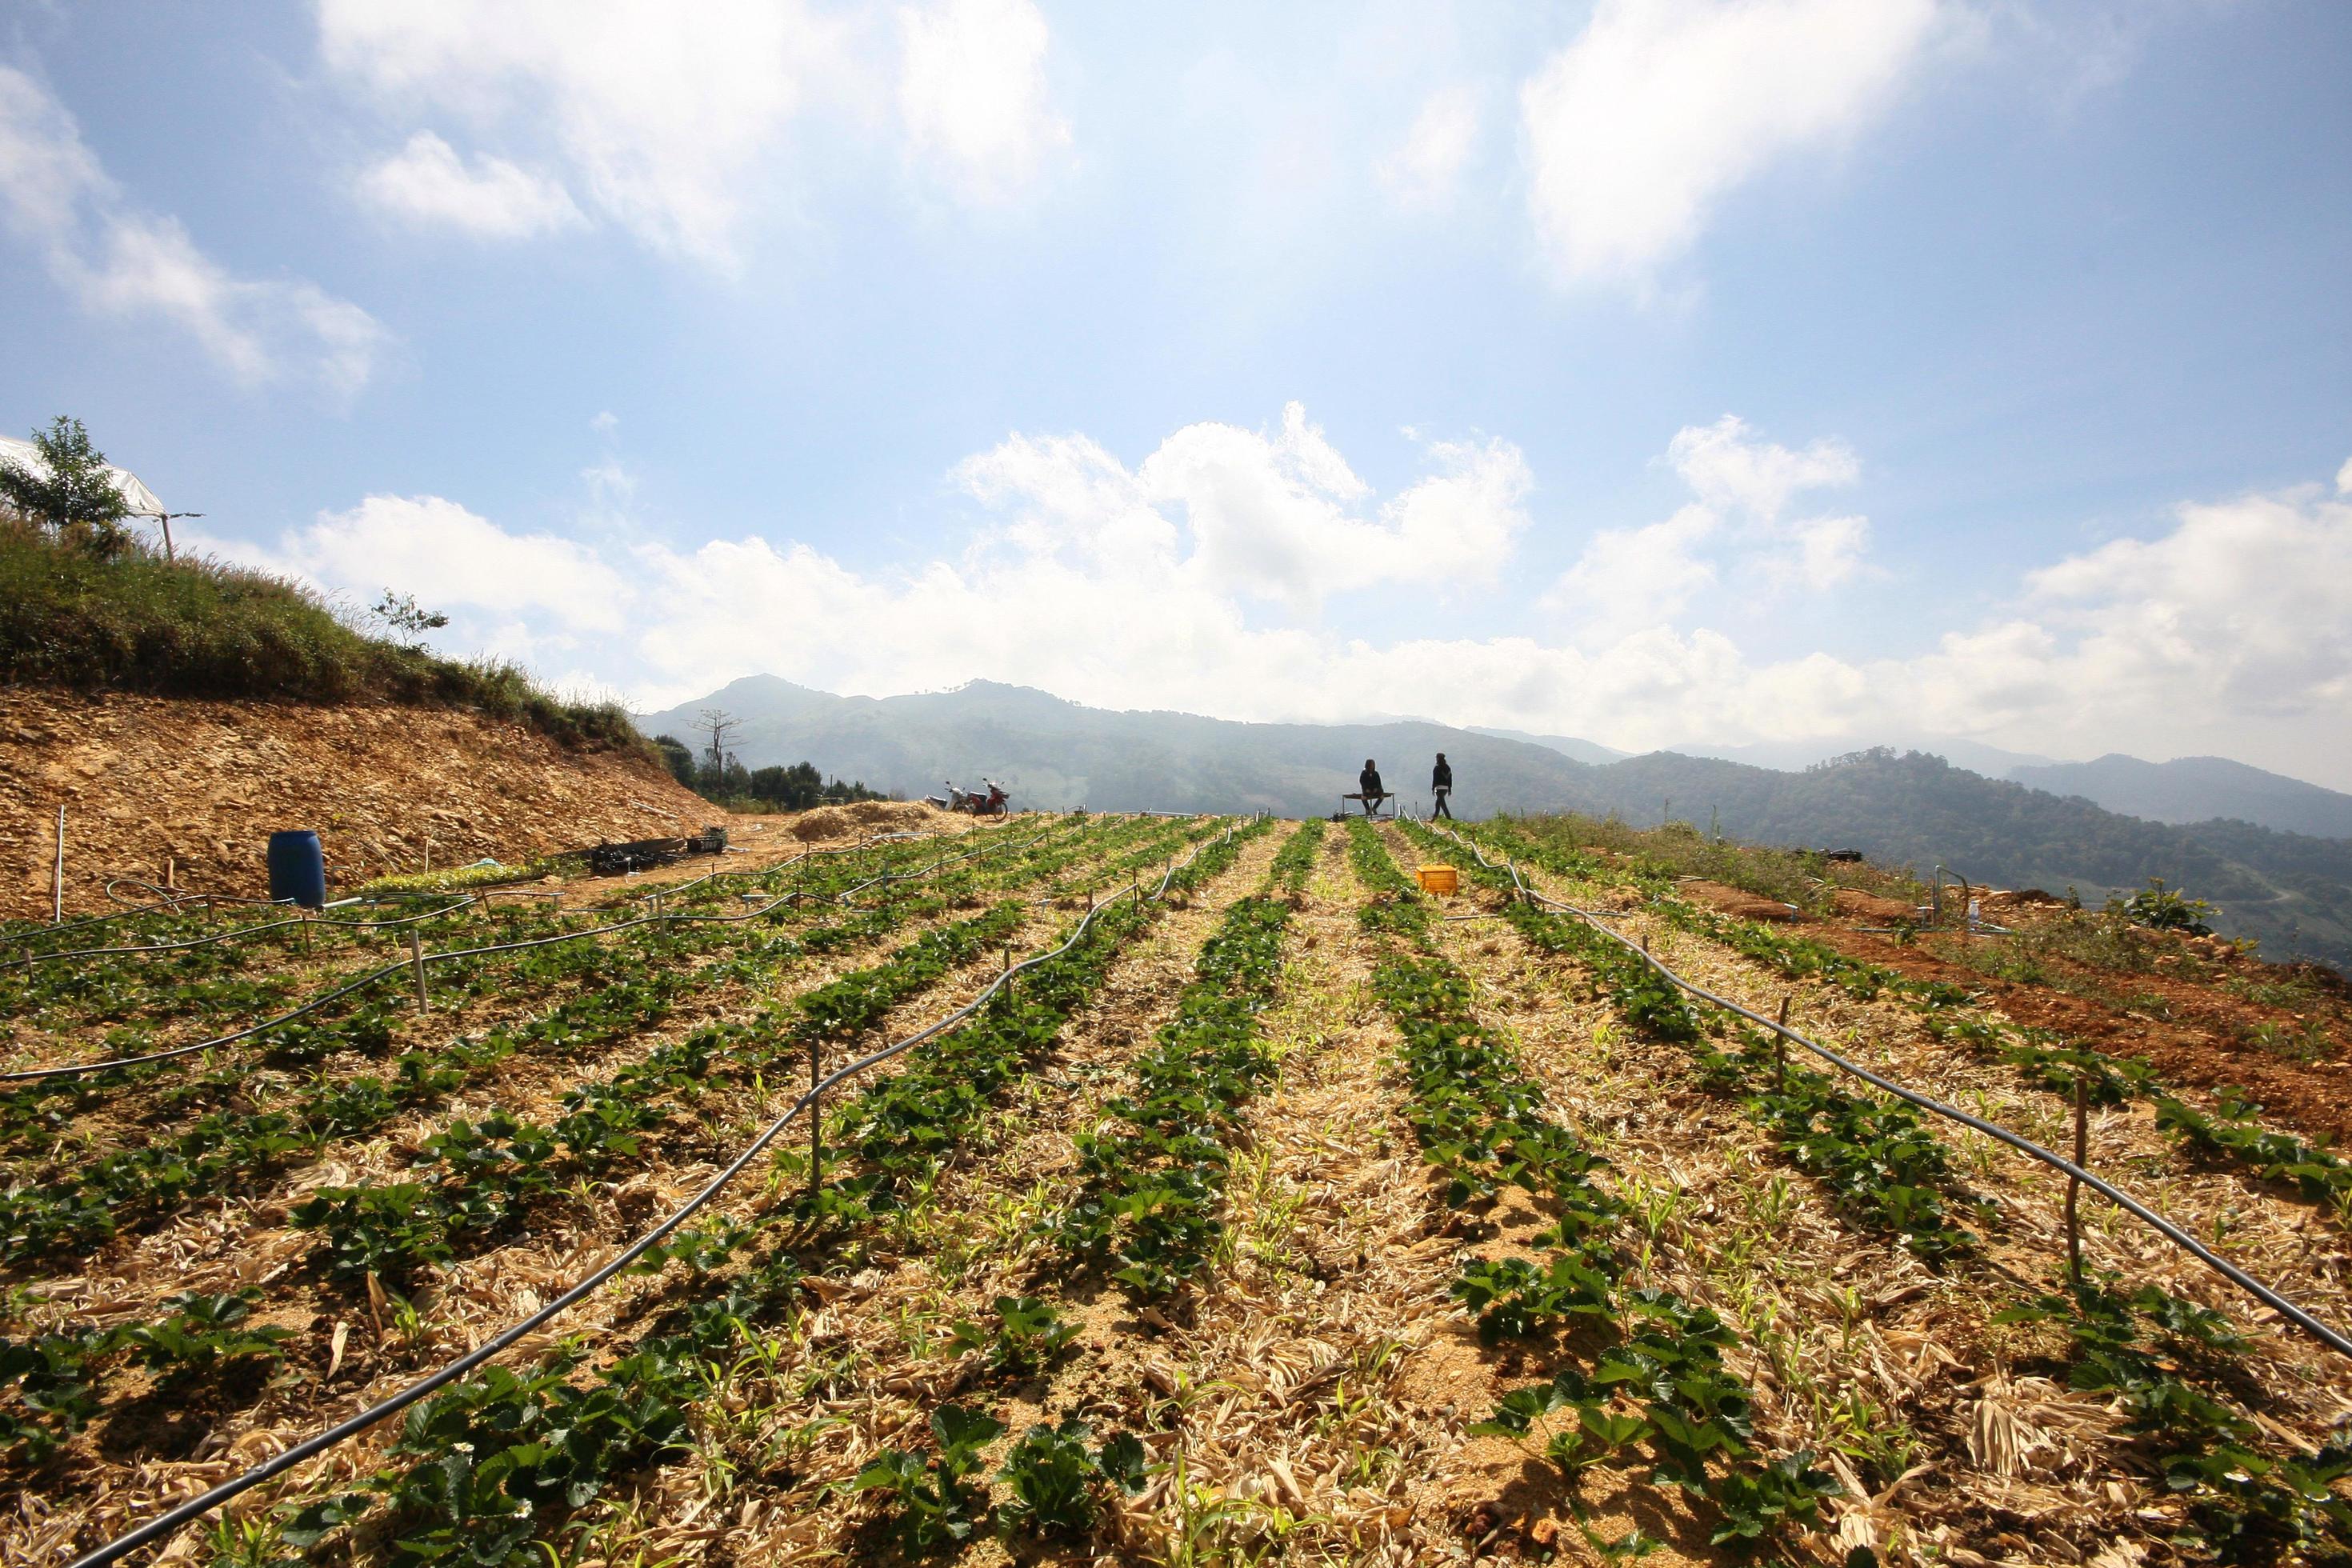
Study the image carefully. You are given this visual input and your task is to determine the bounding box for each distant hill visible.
[638,676,1597,817]
[1670,736,2061,776]
[1468,726,1628,766]
[2005,754,2352,840]
[638,680,2352,970]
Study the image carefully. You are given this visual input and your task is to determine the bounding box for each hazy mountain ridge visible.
[2004,754,2352,840]
[639,678,2352,970]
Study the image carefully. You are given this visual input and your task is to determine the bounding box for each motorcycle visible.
[926,778,1010,816]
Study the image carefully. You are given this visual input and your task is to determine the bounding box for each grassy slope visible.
[0,526,640,751]
[1574,750,2352,970]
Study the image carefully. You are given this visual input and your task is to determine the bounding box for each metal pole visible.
[406,928,430,1011]
[2067,1076,2088,1286]
[53,805,65,924]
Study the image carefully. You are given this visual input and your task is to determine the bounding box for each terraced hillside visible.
[4,810,2350,1566]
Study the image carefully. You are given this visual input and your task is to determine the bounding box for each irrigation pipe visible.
[62,817,1241,1568]
[0,899,479,973]
[1416,817,2352,1362]
[0,826,1058,1086]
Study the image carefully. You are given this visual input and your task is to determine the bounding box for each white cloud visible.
[213,494,633,632]
[318,0,1071,266]
[898,0,1070,204]
[1546,413,1869,630]
[1521,0,1944,286]
[1542,505,1718,645]
[202,421,2352,788]
[2337,454,2351,496]
[1666,413,1857,520]
[1378,84,1480,210]
[0,64,390,394]
[358,130,585,238]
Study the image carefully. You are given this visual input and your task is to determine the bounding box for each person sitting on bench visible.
[1357,758,1388,816]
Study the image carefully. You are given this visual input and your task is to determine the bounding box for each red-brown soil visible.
[1801,919,2352,1145]
[1678,878,1801,922]
[0,686,715,918]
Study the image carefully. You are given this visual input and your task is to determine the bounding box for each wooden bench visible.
[1341,791,1395,819]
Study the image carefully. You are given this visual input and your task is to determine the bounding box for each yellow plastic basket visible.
[1416,865,1459,896]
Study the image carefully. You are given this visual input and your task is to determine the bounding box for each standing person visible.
[1358,758,1386,816]
[1431,752,1454,818]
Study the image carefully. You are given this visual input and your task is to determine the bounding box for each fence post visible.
[2067,1076,2089,1286]
[406,929,430,1012]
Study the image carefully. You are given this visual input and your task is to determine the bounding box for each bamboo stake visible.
[2067,1076,2089,1286]
[52,806,65,924]
[1775,996,1790,1088]
[406,929,430,1012]
[808,1035,823,1200]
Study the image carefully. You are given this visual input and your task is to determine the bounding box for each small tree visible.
[0,416,134,558]
[369,590,450,648]
[650,734,696,786]
[694,707,741,772]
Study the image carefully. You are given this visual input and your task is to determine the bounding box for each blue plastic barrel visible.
[266,830,326,909]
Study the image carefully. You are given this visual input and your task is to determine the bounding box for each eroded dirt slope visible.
[0,686,714,917]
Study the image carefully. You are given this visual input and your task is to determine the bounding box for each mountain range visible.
[639,676,2352,970]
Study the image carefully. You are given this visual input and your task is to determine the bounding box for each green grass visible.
[1496,813,1927,916]
[0,526,640,750]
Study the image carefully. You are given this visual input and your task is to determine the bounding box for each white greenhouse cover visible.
[0,434,168,517]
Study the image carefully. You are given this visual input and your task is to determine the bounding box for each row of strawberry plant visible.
[1470,818,2352,1231]
[289,821,1262,1566]
[0,892,1055,1477]
[0,819,1118,1272]
[1434,822,2352,1558]
[1998,1272,2352,1559]
[0,827,978,1038]
[1052,842,1302,1292]
[0,818,1093,1150]
[288,901,1034,1290]
[1408,819,1978,1260]
[1350,820,1838,1553]
[1270,814,1325,894]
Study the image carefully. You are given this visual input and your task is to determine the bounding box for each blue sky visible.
[3,2,2350,785]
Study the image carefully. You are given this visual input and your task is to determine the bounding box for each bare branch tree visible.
[694,707,741,770]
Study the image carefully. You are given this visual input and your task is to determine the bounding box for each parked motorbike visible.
[926,778,1010,816]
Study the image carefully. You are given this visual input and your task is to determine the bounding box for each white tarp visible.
[0,434,168,518]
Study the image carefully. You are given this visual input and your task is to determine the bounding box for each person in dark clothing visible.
[1431,752,1454,818]
[1358,758,1386,815]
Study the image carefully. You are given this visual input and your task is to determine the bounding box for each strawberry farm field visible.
[4,810,2351,1566]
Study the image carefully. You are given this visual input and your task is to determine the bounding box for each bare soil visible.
[0,686,713,918]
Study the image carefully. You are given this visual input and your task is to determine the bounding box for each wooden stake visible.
[52,805,65,925]
[1775,996,1790,1088]
[406,928,430,1012]
[2066,1075,2089,1286]
[808,1035,823,1199]
[1003,945,1015,1003]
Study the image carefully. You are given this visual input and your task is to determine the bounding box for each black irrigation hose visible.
[0,899,479,973]
[0,827,1059,1086]
[62,817,1237,1568]
[1418,817,2352,1363]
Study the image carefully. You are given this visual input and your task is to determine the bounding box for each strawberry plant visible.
[945,1294,1079,1375]
[997,1418,1148,1538]
[854,1402,1005,1552]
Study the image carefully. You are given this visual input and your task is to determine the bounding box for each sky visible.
[2,2,2349,786]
